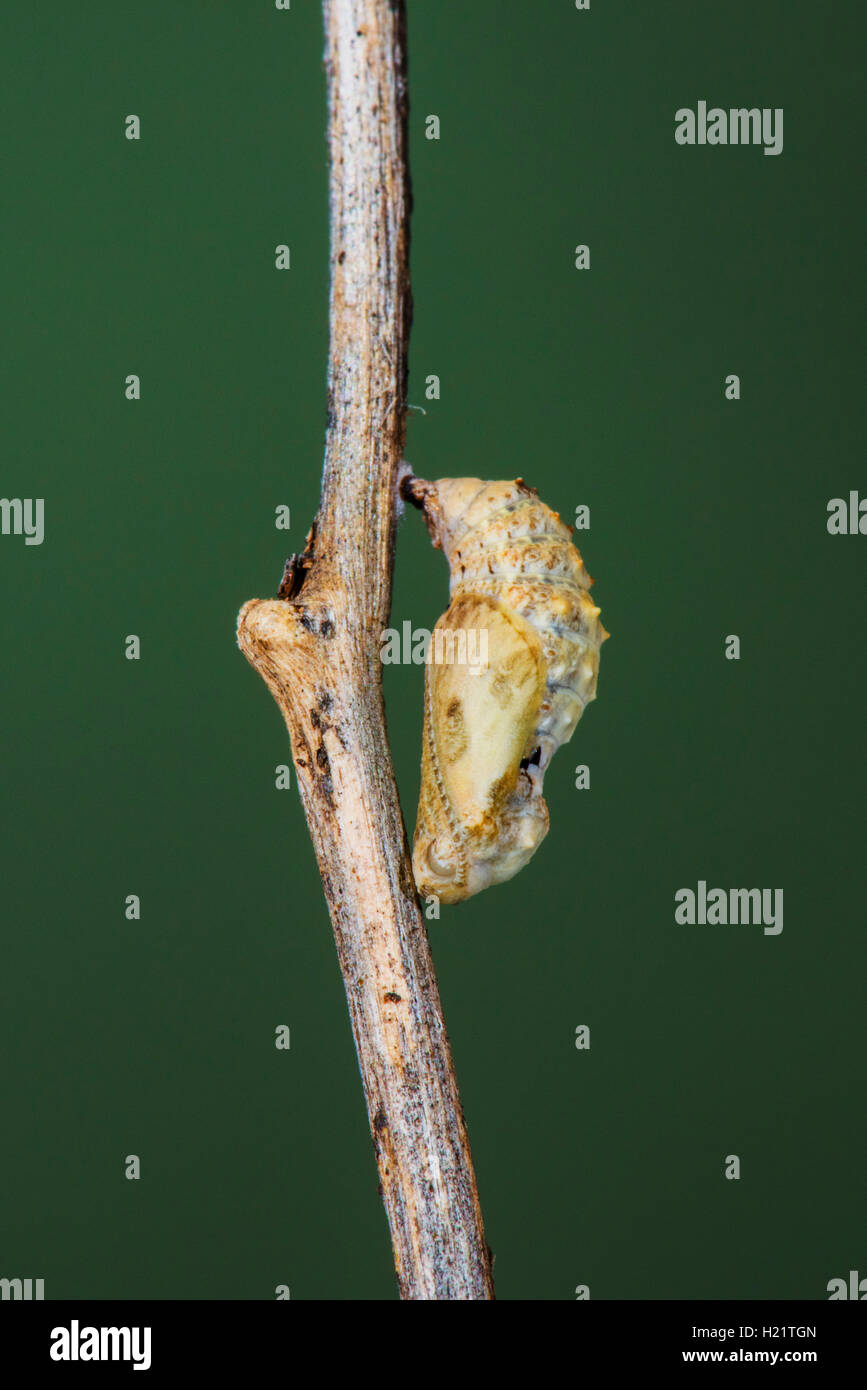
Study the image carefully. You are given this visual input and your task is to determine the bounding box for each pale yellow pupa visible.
[405,476,609,905]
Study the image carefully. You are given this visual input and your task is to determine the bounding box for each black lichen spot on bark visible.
[310,690,347,753]
[312,741,333,804]
[299,611,335,638]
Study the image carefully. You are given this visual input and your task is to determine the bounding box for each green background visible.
[1,1,864,1300]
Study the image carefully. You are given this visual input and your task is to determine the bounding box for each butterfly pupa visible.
[404,475,609,905]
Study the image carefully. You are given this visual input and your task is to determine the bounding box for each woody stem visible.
[235,0,494,1301]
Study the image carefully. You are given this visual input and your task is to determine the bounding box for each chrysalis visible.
[404,476,608,905]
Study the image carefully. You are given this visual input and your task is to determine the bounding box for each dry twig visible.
[237,0,494,1301]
